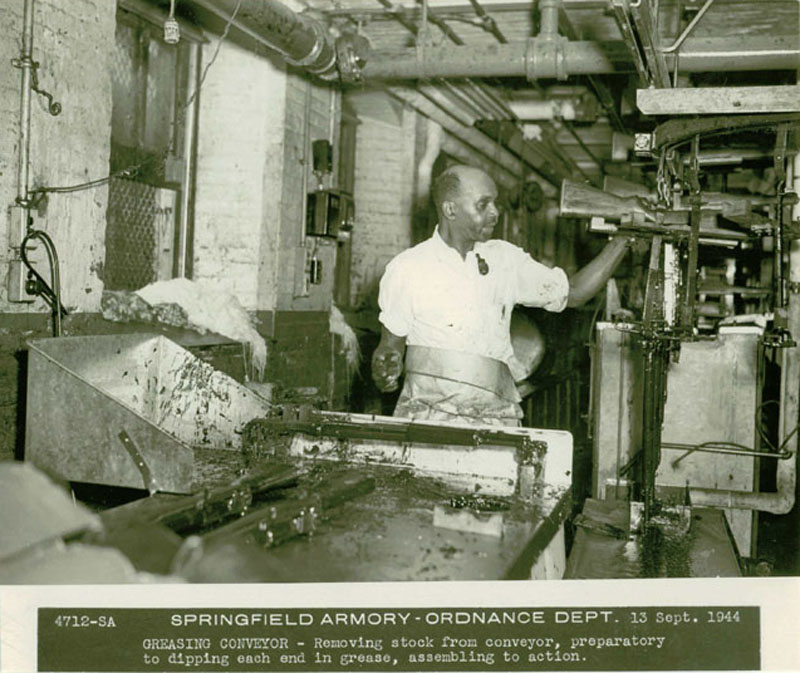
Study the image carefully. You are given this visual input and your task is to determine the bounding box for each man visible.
[372,165,631,426]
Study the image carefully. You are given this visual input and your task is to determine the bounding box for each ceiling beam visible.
[638,85,800,115]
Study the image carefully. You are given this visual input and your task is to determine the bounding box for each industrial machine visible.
[8,332,573,583]
[561,114,800,577]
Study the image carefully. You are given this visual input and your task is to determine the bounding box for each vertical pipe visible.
[786,152,800,518]
[177,42,199,279]
[776,180,787,307]
[17,0,35,207]
[328,85,337,189]
[792,153,800,285]
[539,0,560,37]
[302,79,313,236]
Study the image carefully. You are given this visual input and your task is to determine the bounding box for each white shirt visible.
[378,228,569,369]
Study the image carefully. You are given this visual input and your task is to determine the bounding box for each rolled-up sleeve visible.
[378,257,414,336]
[510,246,570,313]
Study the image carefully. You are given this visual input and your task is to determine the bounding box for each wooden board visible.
[638,86,800,115]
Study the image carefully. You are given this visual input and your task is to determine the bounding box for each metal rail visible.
[662,0,715,53]
[664,441,793,467]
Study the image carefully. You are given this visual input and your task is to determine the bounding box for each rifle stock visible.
[559,179,748,242]
[560,179,651,222]
[602,175,773,219]
[603,175,655,199]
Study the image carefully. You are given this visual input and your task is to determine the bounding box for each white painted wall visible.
[0,0,114,312]
[193,41,288,311]
[350,96,417,308]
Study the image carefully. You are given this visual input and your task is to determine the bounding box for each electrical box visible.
[306,190,354,238]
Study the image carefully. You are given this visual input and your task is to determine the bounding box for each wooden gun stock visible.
[560,179,652,222]
[602,175,774,220]
[559,179,749,243]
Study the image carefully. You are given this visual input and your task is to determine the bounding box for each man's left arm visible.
[566,237,631,308]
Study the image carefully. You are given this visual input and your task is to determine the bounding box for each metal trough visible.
[25,334,271,494]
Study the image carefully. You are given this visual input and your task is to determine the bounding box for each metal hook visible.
[30,61,61,116]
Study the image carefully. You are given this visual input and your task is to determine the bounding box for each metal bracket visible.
[286,19,337,79]
[13,58,61,115]
[611,0,650,87]
[119,429,159,495]
[526,34,568,81]
[634,132,655,157]
[774,124,790,180]
[335,33,370,84]
[629,0,671,88]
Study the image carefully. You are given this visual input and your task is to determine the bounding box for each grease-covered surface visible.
[194,428,570,581]
[565,500,740,579]
[25,334,271,493]
[95,451,569,581]
[260,464,569,582]
[192,447,249,488]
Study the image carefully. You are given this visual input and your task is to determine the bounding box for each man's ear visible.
[442,200,456,219]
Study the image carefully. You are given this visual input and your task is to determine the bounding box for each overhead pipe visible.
[361,37,800,80]
[441,133,520,193]
[387,86,528,187]
[367,0,518,125]
[434,81,491,123]
[466,81,516,120]
[189,0,337,78]
[398,0,518,125]
[419,86,573,189]
[452,81,507,121]
[475,119,573,187]
[419,85,476,128]
[184,1,800,83]
[365,41,626,80]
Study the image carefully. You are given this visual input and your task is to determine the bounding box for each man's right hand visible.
[371,346,403,392]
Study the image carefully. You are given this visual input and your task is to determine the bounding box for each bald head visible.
[432,165,499,254]
[432,165,493,218]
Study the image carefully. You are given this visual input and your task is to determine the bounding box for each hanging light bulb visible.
[164,0,181,44]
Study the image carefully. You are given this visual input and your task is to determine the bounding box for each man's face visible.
[449,171,500,244]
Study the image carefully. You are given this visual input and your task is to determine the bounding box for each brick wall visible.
[194,57,344,395]
[350,104,418,308]
[194,53,341,316]
[193,42,287,312]
[0,0,113,314]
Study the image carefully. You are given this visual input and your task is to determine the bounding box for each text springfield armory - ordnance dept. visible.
[168,609,616,628]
